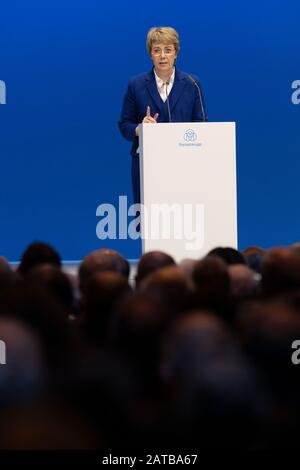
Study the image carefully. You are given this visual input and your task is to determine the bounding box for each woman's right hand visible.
[142,106,159,124]
[135,106,159,136]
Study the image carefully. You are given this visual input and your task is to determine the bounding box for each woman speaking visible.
[118,26,207,203]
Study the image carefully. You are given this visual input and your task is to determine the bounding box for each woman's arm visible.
[118,79,139,142]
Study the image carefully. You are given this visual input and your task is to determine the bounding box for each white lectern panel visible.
[139,122,237,262]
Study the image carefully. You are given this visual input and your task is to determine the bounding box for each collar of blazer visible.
[145,67,188,116]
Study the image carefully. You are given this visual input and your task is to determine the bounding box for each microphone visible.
[188,75,207,122]
[165,79,172,123]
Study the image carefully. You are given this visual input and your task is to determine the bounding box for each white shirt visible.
[136,68,175,154]
[154,68,175,102]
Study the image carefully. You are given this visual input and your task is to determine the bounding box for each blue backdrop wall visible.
[0,0,299,262]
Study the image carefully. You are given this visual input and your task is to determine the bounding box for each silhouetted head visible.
[228,264,259,299]
[242,246,265,273]
[0,317,45,407]
[0,281,73,377]
[79,249,130,294]
[27,264,74,313]
[261,247,300,296]
[18,242,61,275]
[135,251,175,287]
[140,265,192,317]
[0,268,20,296]
[161,311,260,447]
[237,298,300,405]
[192,256,231,315]
[0,257,11,274]
[83,271,132,344]
[161,311,234,381]
[113,292,168,388]
[178,258,197,281]
[207,247,246,266]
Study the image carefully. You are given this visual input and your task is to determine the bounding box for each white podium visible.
[139,122,237,262]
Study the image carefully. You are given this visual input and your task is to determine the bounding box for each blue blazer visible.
[118,67,207,202]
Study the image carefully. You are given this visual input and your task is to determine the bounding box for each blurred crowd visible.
[0,242,300,449]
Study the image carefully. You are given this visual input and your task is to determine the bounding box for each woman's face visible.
[150,42,177,77]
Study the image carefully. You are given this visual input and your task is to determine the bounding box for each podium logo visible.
[0,80,6,105]
[96,196,204,251]
[179,129,201,148]
[291,80,300,105]
[184,129,197,142]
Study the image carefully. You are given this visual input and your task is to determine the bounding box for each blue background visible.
[0,0,299,262]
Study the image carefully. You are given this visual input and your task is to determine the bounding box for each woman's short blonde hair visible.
[146,27,180,55]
